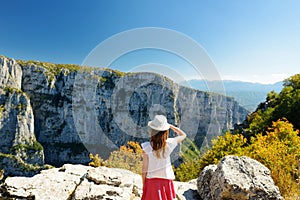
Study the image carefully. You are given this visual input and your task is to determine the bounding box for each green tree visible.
[272,75,300,129]
[242,74,300,138]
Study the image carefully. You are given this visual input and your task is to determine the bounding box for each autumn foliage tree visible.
[244,119,300,199]
[175,132,247,182]
[89,141,143,175]
[176,119,300,199]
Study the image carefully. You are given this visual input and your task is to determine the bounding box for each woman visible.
[141,115,187,200]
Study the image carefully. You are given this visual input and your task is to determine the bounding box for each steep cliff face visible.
[0,56,249,172]
[0,57,45,176]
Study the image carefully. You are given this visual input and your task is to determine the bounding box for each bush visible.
[0,105,4,119]
[176,119,300,199]
[175,132,247,181]
[88,153,104,167]
[10,141,44,152]
[89,141,143,175]
[0,169,4,180]
[244,118,300,199]
[104,141,143,174]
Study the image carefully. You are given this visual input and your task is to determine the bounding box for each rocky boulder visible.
[174,179,201,200]
[1,164,142,200]
[197,155,283,200]
[1,156,284,200]
[0,164,200,200]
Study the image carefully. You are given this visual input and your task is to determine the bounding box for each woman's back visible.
[141,138,178,179]
[141,115,186,200]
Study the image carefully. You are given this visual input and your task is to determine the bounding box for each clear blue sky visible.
[1,0,299,84]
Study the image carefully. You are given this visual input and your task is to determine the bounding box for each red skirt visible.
[141,178,176,200]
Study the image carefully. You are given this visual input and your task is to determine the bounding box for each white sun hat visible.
[148,115,170,131]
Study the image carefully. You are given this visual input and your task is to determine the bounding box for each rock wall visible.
[0,56,249,173]
[0,57,44,176]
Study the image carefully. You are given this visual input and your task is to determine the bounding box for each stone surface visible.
[197,155,283,200]
[19,60,248,166]
[175,179,201,200]
[2,164,90,200]
[74,167,142,200]
[197,164,217,199]
[0,59,45,176]
[2,156,284,200]
[0,57,22,89]
[0,164,200,200]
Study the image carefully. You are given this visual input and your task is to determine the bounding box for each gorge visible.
[0,55,249,176]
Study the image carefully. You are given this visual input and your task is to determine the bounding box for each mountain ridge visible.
[185,79,283,111]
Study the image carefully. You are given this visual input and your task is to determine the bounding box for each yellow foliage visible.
[244,118,300,199]
[0,169,4,180]
[198,132,246,167]
[177,119,300,199]
[104,141,143,174]
[175,132,247,182]
[88,153,104,167]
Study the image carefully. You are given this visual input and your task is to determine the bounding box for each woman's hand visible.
[169,125,187,143]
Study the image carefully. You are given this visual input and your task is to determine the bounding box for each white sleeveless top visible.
[141,138,178,180]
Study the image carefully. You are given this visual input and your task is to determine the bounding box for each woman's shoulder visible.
[166,137,176,143]
[141,141,152,153]
[141,141,150,148]
[166,138,178,150]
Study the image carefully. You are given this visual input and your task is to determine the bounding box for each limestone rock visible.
[1,56,249,174]
[175,179,201,200]
[0,90,44,176]
[1,164,142,200]
[197,164,217,198]
[74,167,143,200]
[197,156,283,200]
[0,164,202,200]
[2,164,90,200]
[0,57,22,89]
[20,64,249,166]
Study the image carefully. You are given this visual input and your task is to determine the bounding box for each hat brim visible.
[148,121,170,131]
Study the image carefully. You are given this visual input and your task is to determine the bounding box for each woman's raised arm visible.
[170,125,186,143]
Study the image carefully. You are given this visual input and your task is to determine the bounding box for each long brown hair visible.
[150,129,169,158]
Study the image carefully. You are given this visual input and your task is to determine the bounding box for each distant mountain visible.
[185,80,283,111]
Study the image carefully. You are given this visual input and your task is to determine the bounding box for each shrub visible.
[175,158,201,182]
[0,169,4,180]
[4,86,23,95]
[243,74,300,138]
[0,105,4,119]
[176,119,300,199]
[99,141,143,174]
[88,153,104,167]
[10,141,44,152]
[180,137,201,161]
[244,118,300,199]
[175,132,247,181]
